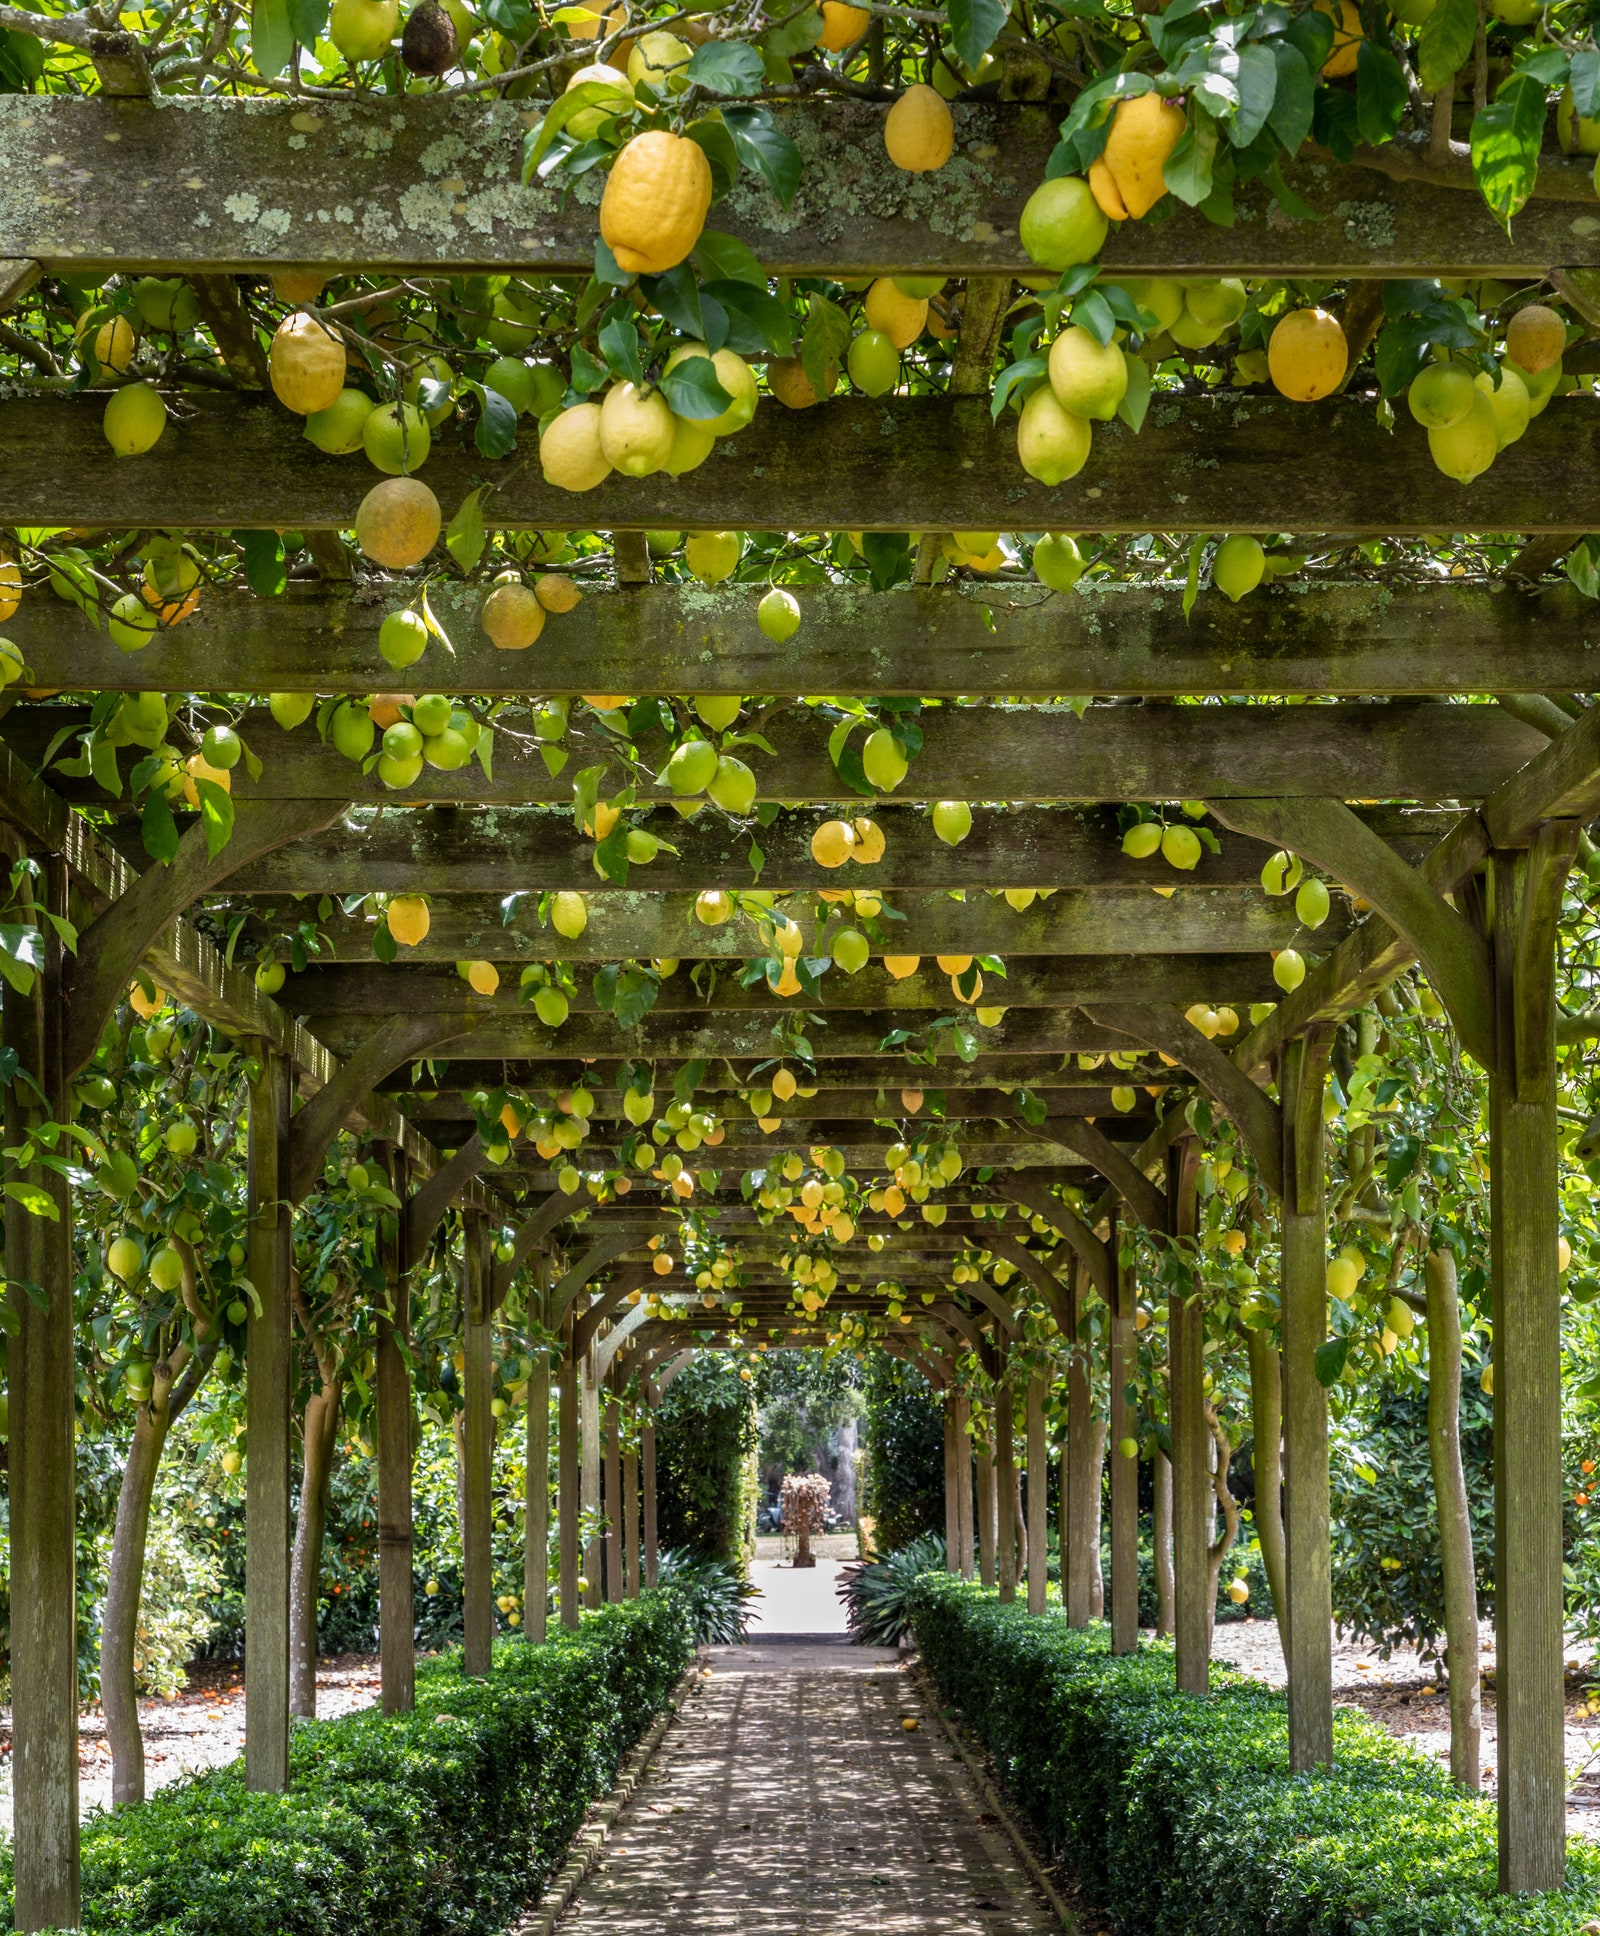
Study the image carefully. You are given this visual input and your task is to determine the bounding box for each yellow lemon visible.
[818,0,869,48]
[388,895,430,945]
[600,129,713,275]
[1017,386,1092,485]
[1267,308,1348,402]
[1101,91,1186,219]
[540,402,612,492]
[884,83,954,171]
[598,380,675,476]
[864,277,928,349]
[269,312,347,415]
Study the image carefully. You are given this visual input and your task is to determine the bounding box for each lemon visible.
[1107,277,1185,333]
[864,277,928,349]
[269,691,316,730]
[363,400,431,475]
[551,890,589,938]
[103,381,167,457]
[1018,176,1107,272]
[1427,393,1498,483]
[932,800,972,845]
[107,1234,143,1282]
[664,414,717,475]
[540,402,612,492]
[1161,824,1201,870]
[1407,362,1476,430]
[480,581,545,650]
[833,929,870,973]
[695,695,742,731]
[626,28,691,90]
[819,0,869,47]
[1111,1087,1136,1113]
[1033,532,1085,590]
[402,353,455,427]
[883,954,920,980]
[1295,878,1331,928]
[847,329,900,397]
[1017,386,1092,485]
[90,314,137,374]
[482,356,546,417]
[667,738,719,795]
[598,380,675,476]
[1267,308,1348,402]
[861,728,908,791]
[1506,355,1563,417]
[1505,303,1565,374]
[1475,365,1531,448]
[666,345,758,436]
[600,129,713,274]
[758,587,801,640]
[109,591,159,652]
[1213,534,1265,602]
[304,388,377,455]
[695,889,734,925]
[1049,323,1127,421]
[331,0,398,58]
[270,313,347,415]
[1101,91,1186,218]
[1122,821,1162,859]
[388,894,430,945]
[1182,279,1249,331]
[1273,948,1306,992]
[686,530,742,582]
[355,478,441,568]
[255,959,288,993]
[707,754,757,814]
[812,819,857,868]
[563,60,633,137]
[883,83,954,171]
[1315,0,1362,75]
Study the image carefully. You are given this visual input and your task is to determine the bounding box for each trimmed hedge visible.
[909,1574,1600,1936]
[4,1590,694,1936]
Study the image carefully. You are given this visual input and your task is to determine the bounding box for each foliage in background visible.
[656,1548,758,1644]
[654,1353,757,1567]
[859,1351,945,1554]
[839,1533,947,1646]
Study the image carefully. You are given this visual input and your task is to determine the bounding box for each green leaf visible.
[1418,0,1477,97]
[1117,352,1151,434]
[801,293,852,401]
[89,732,122,800]
[1355,41,1408,147]
[1314,1336,1351,1386]
[990,356,1048,422]
[947,0,1007,71]
[763,4,823,57]
[1072,288,1116,346]
[598,312,645,387]
[141,789,181,866]
[1571,46,1600,119]
[238,528,287,597]
[1229,41,1278,149]
[373,917,397,964]
[693,229,767,287]
[523,82,629,177]
[5,1179,58,1221]
[1182,534,1206,622]
[471,382,519,460]
[1472,73,1547,230]
[251,0,293,76]
[1163,110,1219,207]
[286,0,328,42]
[660,354,734,422]
[446,485,490,574]
[612,965,660,1029]
[195,777,234,859]
[685,39,765,95]
[721,106,801,208]
[1267,40,1315,153]
[703,279,794,357]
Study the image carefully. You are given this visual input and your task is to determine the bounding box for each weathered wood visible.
[994,1379,1017,1604]
[943,1397,960,1571]
[245,1045,292,1793]
[1490,829,1576,1892]
[4,853,79,1933]
[1039,1115,1169,1233]
[525,1287,552,1629]
[189,273,270,389]
[1109,1220,1138,1656]
[580,1348,602,1612]
[557,1317,580,1630]
[1064,1267,1098,1628]
[622,1442,640,1599]
[1026,1373,1048,1616]
[1167,1139,1209,1698]
[603,1382,623,1602]
[12,388,1600,533]
[0,257,41,313]
[1280,1031,1334,1773]
[37,578,1600,700]
[375,1143,416,1713]
[406,1084,1169,1128]
[1484,700,1600,850]
[2,96,1595,278]
[642,1385,658,1589]
[403,1130,486,1259]
[12,699,1543,810]
[551,1233,638,1326]
[461,1213,494,1675]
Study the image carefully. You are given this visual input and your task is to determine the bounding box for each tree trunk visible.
[834,1414,858,1522]
[1425,1245,1483,1789]
[1088,1412,1107,1617]
[1153,1449,1175,1637]
[289,1374,343,1719]
[1204,1404,1242,1618]
[976,1443,996,1587]
[1246,1325,1288,1648]
[101,1405,169,1807]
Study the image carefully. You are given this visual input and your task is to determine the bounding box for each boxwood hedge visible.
[909,1573,1600,1936]
[4,1589,694,1936]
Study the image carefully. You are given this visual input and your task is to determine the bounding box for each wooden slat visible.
[401,1083,1167,1122]
[7,700,1545,808]
[20,578,1595,700]
[8,390,1600,533]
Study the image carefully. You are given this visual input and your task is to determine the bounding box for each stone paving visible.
[556,1638,1061,1934]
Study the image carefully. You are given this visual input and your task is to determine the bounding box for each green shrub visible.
[655,1354,757,1565]
[859,1351,945,1551]
[909,1574,1600,1936]
[839,1534,946,1644]
[656,1548,758,1642]
[1,1591,694,1936]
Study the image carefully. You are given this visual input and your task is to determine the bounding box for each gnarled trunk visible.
[1425,1246,1482,1788]
[1245,1326,1288,1646]
[289,1373,343,1718]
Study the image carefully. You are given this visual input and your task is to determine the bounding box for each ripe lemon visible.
[1101,91,1186,218]
[852,817,886,862]
[1049,324,1128,421]
[1018,176,1108,272]
[269,313,347,415]
[1506,303,1565,374]
[103,382,167,457]
[92,314,137,374]
[1427,392,1498,482]
[847,329,900,397]
[480,581,545,650]
[0,558,20,623]
[1475,364,1530,448]
[663,413,716,475]
[884,84,954,172]
[1315,0,1362,75]
[600,130,713,275]
[462,959,499,995]
[769,356,833,408]
[1267,308,1347,402]
[363,399,431,474]
[861,728,908,791]
[388,895,430,945]
[696,889,734,926]
[599,380,675,476]
[535,573,581,613]
[818,0,869,48]
[686,530,742,582]
[932,800,972,845]
[669,345,759,436]
[551,890,588,938]
[812,819,857,868]
[540,402,612,492]
[1213,534,1265,602]
[883,954,920,980]
[1017,386,1092,485]
[1407,362,1476,430]
[355,478,442,567]
[305,388,376,454]
[1088,155,1128,222]
[864,278,928,349]
[272,270,326,304]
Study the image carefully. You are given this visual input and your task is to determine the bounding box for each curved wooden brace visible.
[1513,819,1583,1099]
[999,1177,1116,1302]
[929,1300,999,1378]
[1038,1116,1168,1233]
[63,797,346,1076]
[488,1189,603,1307]
[981,1231,1072,1331]
[958,1279,1022,1337]
[1208,795,1493,1066]
[402,1132,486,1264]
[652,1349,696,1396]
[550,1230,647,1326]
[572,1264,654,1358]
[287,1009,480,1203]
[595,1299,653,1377]
[1082,1001,1284,1197]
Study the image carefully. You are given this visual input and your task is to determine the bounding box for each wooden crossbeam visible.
[15,578,1597,701]
[1,97,1593,279]
[379,1045,1147,1089]
[401,1083,1172,1121]
[7,392,1600,534]
[8,701,1544,808]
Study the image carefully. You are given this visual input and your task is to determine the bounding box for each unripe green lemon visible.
[534,985,570,1026]
[833,928,870,974]
[847,329,900,397]
[103,382,168,457]
[1048,324,1128,421]
[1122,821,1163,859]
[685,530,742,583]
[1183,278,1249,330]
[1160,824,1202,870]
[1111,1086,1136,1112]
[932,800,972,845]
[625,828,662,863]
[667,737,719,795]
[1273,948,1306,992]
[384,721,423,762]
[707,755,757,815]
[107,1234,143,1282]
[1260,849,1303,895]
[424,726,471,770]
[551,890,588,938]
[1428,392,1498,483]
[1407,362,1476,430]
[376,608,428,668]
[378,752,424,788]
[149,1243,185,1291]
[268,691,315,731]
[1017,386,1092,485]
[1213,534,1265,602]
[1108,277,1185,332]
[861,727,909,791]
[1018,175,1107,271]
[1295,877,1331,928]
[108,591,159,652]
[695,889,734,925]
[1474,364,1531,449]
[330,702,376,761]
[362,400,431,475]
[1033,532,1085,591]
[758,587,801,641]
[200,724,242,770]
[304,388,377,455]
[255,960,286,993]
[164,1116,198,1156]
[1118,1436,1140,1459]
[695,695,741,731]
[412,692,452,737]
[1326,1255,1360,1300]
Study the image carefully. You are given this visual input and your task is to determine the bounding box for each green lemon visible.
[861,727,908,791]
[412,692,452,736]
[534,986,570,1026]
[833,928,870,974]
[1212,534,1265,603]
[1295,878,1331,928]
[108,592,159,652]
[847,329,900,398]
[1273,948,1306,992]
[269,691,316,730]
[1407,362,1476,431]
[1122,821,1163,859]
[330,701,376,762]
[362,400,431,475]
[1033,532,1085,592]
[666,738,719,796]
[707,755,757,815]
[255,960,287,993]
[932,800,972,845]
[758,587,801,641]
[1018,176,1108,272]
[304,388,376,455]
[1428,393,1499,483]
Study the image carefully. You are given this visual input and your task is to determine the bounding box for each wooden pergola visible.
[2,83,1598,1932]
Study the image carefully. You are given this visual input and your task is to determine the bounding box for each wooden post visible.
[461,1212,494,1676]
[1026,1373,1048,1614]
[1066,1262,1097,1628]
[943,1395,960,1569]
[558,1323,580,1628]
[524,1255,550,1644]
[976,1424,996,1588]
[581,1346,602,1610]
[1280,1031,1335,1770]
[995,1375,1016,1603]
[1109,1214,1139,1654]
[1489,829,1577,1891]
[1167,1137,1209,1696]
[5,853,79,1932]
[603,1375,623,1602]
[954,1389,975,1579]
[245,1044,292,1792]
[623,1439,641,1596]
[643,1379,659,1588]
[1152,1450,1175,1637]
[375,1144,415,1712]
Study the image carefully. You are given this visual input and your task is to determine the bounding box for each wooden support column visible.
[975,1423,997,1587]
[1280,1031,1335,1771]
[524,1255,551,1644]
[581,1346,602,1610]
[1489,827,1578,1892]
[375,1144,415,1712]
[461,1212,494,1676]
[5,853,79,1932]
[643,1379,659,1588]
[1026,1373,1048,1614]
[995,1376,1017,1603]
[1109,1215,1139,1654]
[558,1321,580,1628]
[623,1433,641,1598]
[603,1375,623,1602]
[243,1044,293,1793]
[954,1390,975,1579]
[943,1396,960,1568]
[1065,1263,1098,1627]
[1167,1137,1209,1696]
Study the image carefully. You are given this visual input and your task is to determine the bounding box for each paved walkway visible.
[555,1639,1059,1934]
